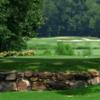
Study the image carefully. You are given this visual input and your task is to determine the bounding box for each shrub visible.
[0,50,35,57]
[56,41,74,56]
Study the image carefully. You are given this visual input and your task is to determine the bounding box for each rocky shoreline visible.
[0,70,100,92]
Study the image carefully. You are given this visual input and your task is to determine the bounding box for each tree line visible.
[38,0,100,37]
[0,0,100,51]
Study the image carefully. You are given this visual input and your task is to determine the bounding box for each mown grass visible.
[26,37,100,56]
[0,56,100,100]
[0,85,100,100]
[0,56,100,72]
[0,37,100,100]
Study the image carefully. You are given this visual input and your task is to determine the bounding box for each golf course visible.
[0,37,100,100]
[0,0,100,99]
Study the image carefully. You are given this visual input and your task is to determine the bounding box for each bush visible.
[56,41,74,56]
[0,0,44,51]
[0,50,35,57]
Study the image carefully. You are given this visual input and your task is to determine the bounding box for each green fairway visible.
[26,37,100,56]
[0,85,100,100]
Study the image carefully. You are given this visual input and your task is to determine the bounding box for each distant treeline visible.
[38,0,100,37]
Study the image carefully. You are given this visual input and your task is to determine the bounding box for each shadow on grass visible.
[0,57,100,96]
[55,85,100,96]
[0,57,100,72]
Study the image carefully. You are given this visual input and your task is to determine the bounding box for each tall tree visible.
[0,0,44,51]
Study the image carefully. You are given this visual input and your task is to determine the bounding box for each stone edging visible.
[0,70,100,92]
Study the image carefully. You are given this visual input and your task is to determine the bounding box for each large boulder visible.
[0,73,6,81]
[73,73,91,81]
[38,72,52,79]
[30,77,38,82]
[88,70,100,78]
[47,81,66,90]
[32,82,47,91]
[0,82,17,91]
[65,81,87,89]
[17,79,30,91]
[17,72,24,78]
[6,73,16,81]
[56,73,67,81]
[88,77,100,85]
[24,71,33,78]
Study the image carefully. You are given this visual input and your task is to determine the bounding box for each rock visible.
[0,73,6,81]
[56,72,74,81]
[56,73,67,81]
[30,77,38,82]
[0,82,17,91]
[24,71,33,78]
[51,76,56,81]
[43,79,51,84]
[0,82,6,91]
[89,70,100,78]
[6,73,16,81]
[88,77,100,85]
[50,73,56,81]
[17,79,30,91]
[47,81,66,90]
[75,81,88,88]
[33,72,40,77]
[39,72,52,79]
[65,81,87,89]
[7,82,17,91]
[32,82,47,91]
[63,74,74,80]
[73,73,91,81]
[17,72,24,78]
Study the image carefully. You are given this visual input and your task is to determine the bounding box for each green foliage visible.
[0,0,44,51]
[0,25,27,51]
[43,49,52,56]
[83,47,92,56]
[56,41,74,55]
[39,0,100,36]
[6,0,44,37]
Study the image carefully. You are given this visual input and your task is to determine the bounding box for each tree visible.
[38,0,100,37]
[0,0,44,51]
[87,0,100,36]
